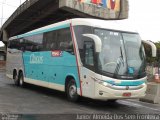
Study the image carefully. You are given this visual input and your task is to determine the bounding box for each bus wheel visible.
[19,72,25,87]
[66,79,79,102]
[13,72,19,86]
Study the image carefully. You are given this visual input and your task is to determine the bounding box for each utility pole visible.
[1,3,3,26]
[1,0,6,27]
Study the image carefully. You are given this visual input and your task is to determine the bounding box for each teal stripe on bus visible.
[17,24,70,38]
[106,80,146,86]
[22,51,80,88]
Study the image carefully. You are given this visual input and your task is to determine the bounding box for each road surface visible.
[0,68,159,120]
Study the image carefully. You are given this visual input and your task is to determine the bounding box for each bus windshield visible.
[95,29,146,79]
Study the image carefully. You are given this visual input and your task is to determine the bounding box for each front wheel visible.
[66,79,79,102]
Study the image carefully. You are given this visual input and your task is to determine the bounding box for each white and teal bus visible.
[6,18,156,102]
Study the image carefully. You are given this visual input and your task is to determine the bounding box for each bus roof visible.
[9,18,137,40]
[72,18,137,33]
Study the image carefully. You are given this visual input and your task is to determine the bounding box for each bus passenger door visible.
[80,41,96,98]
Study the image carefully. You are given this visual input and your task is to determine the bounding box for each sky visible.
[0,0,160,46]
[127,0,160,42]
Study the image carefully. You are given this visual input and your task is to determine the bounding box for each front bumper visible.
[93,82,147,100]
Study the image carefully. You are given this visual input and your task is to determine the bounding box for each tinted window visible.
[74,26,92,50]
[44,30,57,51]
[9,27,74,53]
[57,28,74,54]
[24,34,43,52]
[74,26,93,63]
[8,39,21,50]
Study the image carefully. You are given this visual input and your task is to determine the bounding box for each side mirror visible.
[142,40,157,57]
[82,34,102,53]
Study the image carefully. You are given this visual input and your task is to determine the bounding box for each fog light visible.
[99,91,103,95]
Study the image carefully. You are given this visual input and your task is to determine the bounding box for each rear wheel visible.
[66,79,79,102]
[13,72,19,86]
[19,72,25,87]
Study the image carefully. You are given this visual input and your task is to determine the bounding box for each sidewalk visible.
[128,99,160,107]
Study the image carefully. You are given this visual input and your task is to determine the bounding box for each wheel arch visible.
[65,75,77,93]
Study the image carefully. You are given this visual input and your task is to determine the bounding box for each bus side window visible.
[43,30,57,51]
[24,36,34,52]
[73,25,93,62]
[10,39,20,50]
[24,34,43,52]
[57,28,74,54]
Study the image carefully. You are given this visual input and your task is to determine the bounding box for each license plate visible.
[123,92,131,97]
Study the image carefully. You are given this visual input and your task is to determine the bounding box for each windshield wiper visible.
[113,47,124,78]
[120,47,124,66]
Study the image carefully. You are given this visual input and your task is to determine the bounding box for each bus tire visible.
[66,79,79,102]
[19,72,25,87]
[13,71,19,86]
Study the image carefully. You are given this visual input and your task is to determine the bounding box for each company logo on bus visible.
[30,54,43,64]
[51,50,63,57]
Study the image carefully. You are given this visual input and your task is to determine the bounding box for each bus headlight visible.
[91,77,110,87]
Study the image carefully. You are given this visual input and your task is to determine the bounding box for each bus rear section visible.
[6,38,25,85]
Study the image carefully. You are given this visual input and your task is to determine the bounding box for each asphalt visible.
[0,67,160,120]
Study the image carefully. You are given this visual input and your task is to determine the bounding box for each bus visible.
[6,18,156,102]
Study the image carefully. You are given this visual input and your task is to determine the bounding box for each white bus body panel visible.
[94,75,147,100]
[6,48,24,79]
[80,67,147,100]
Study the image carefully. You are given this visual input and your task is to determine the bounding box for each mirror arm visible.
[82,34,102,52]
